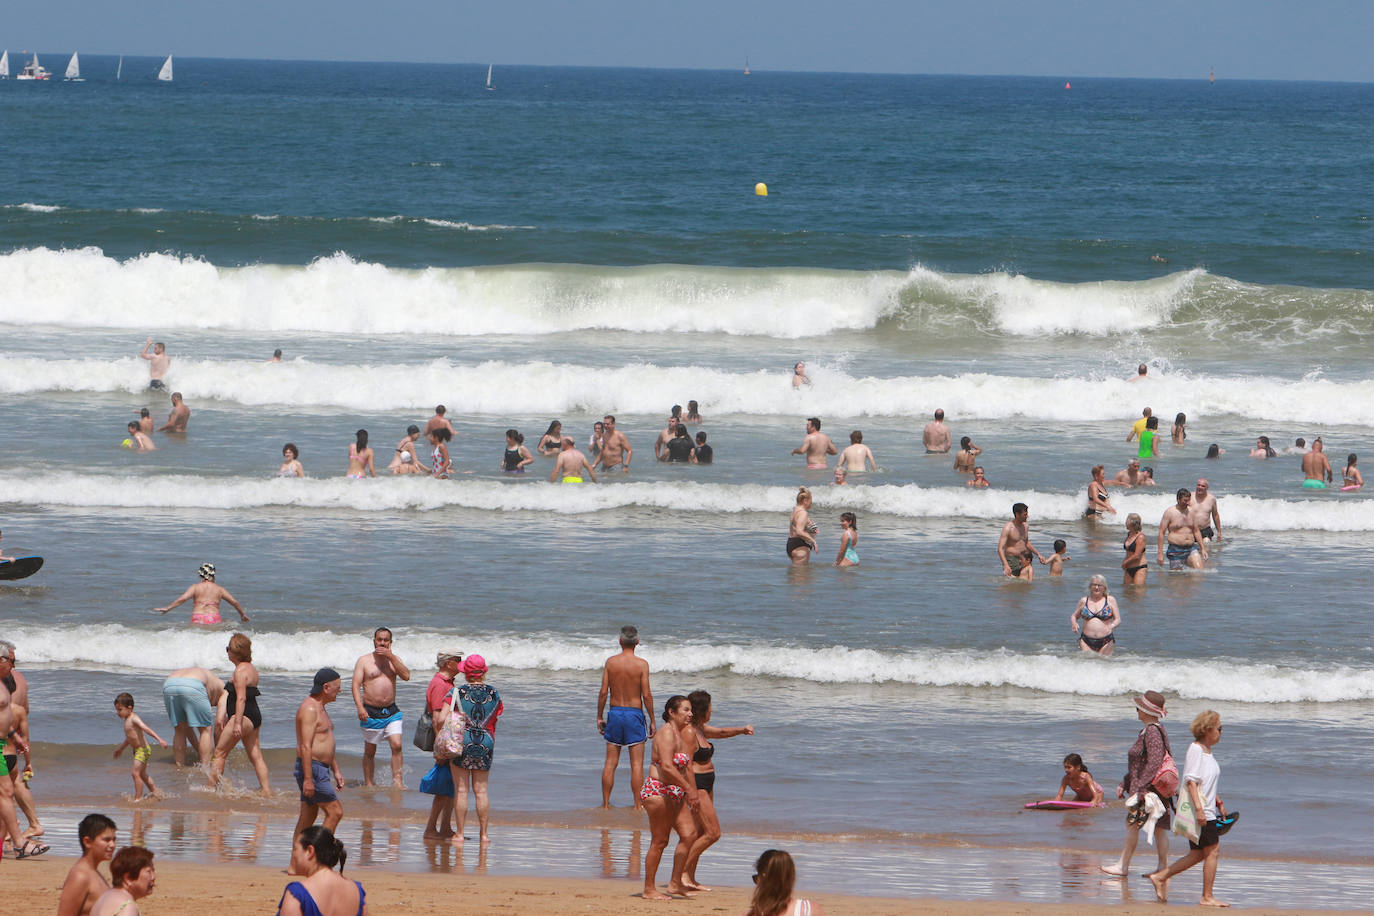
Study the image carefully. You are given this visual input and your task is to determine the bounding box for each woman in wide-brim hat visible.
[1101,690,1173,877]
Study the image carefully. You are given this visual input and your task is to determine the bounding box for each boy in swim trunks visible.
[1047,539,1069,576]
[113,693,168,799]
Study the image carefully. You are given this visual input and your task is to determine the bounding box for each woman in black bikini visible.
[1122,512,1148,587]
[537,421,565,457]
[209,632,271,795]
[786,488,818,566]
[677,690,754,891]
[1071,574,1121,656]
[1085,464,1117,518]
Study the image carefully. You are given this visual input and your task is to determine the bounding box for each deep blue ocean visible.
[2,58,1374,907]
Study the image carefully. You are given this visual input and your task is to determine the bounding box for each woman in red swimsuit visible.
[640,696,699,900]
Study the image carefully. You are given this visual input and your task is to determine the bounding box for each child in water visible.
[1046,539,1070,576]
[965,466,990,487]
[835,512,859,567]
[113,693,168,800]
[1055,753,1104,805]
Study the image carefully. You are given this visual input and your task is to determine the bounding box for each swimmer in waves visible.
[550,437,597,483]
[155,563,251,625]
[124,422,156,450]
[786,487,819,566]
[1343,453,1363,491]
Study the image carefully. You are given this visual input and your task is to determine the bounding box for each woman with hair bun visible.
[277,825,368,915]
[746,848,825,916]
[786,488,818,566]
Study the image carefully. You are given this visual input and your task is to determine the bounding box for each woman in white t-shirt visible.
[1147,710,1227,907]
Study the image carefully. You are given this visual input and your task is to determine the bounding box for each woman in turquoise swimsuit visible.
[834,512,859,567]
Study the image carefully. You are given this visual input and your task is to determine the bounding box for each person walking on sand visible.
[156,392,189,433]
[1,639,44,848]
[1159,488,1207,570]
[598,625,655,809]
[679,690,754,891]
[139,338,169,390]
[291,668,346,869]
[792,418,838,469]
[154,562,251,625]
[922,409,951,453]
[446,654,503,847]
[161,666,224,766]
[0,646,46,859]
[351,627,411,788]
[209,633,271,795]
[595,414,633,473]
[550,436,597,483]
[998,502,1045,580]
[420,649,462,840]
[1148,710,1229,907]
[56,813,118,916]
[640,696,700,900]
[1101,691,1173,878]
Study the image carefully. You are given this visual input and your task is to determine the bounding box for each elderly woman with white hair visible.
[1070,574,1121,656]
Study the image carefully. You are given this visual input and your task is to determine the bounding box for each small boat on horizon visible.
[744,58,750,75]
[0,50,9,79]
[64,51,84,82]
[486,63,494,91]
[16,52,51,81]
[116,55,122,81]
[157,54,173,82]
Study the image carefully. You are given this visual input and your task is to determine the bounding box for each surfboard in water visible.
[1023,799,1099,810]
[0,556,44,580]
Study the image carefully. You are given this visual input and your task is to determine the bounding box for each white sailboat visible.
[16,52,51,80]
[64,52,84,81]
[157,55,173,82]
[116,55,123,81]
[485,63,494,91]
[0,51,9,79]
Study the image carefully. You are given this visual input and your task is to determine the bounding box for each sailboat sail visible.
[0,51,9,79]
[157,55,173,82]
[65,52,81,80]
[486,63,494,90]
[116,55,123,80]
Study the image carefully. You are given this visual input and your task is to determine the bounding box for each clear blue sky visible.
[7,0,1373,82]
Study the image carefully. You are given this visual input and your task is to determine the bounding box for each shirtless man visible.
[1128,363,1148,382]
[156,392,189,433]
[1190,479,1222,542]
[424,405,456,438]
[388,425,424,475]
[1127,407,1152,443]
[597,625,655,810]
[998,502,1045,581]
[0,645,38,858]
[922,409,951,453]
[1302,437,1334,489]
[139,338,169,390]
[161,666,225,766]
[1158,488,1208,570]
[1109,459,1149,487]
[837,430,878,473]
[595,415,633,473]
[56,813,117,916]
[125,422,156,450]
[791,417,838,469]
[1285,437,1309,456]
[791,361,811,388]
[292,668,345,867]
[134,408,154,436]
[351,628,411,787]
[654,409,681,461]
[551,437,597,483]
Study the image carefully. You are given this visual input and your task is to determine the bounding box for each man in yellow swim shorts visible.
[550,437,598,484]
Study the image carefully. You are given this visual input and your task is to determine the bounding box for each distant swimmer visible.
[537,420,566,457]
[1127,407,1152,443]
[125,422,155,450]
[1250,435,1277,458]
[269,348,283,362]
[1301,437,1334,488]
[1343,454,1364,490]
[1071,574,1119,655]
[277,443,304,477]
[684,400,702,423]
[156,392,189,433]
[1190,478,1222,541]
[155,562,251,625]
[954,436,982,473]
[502,429,534,473]
[135,407,154,435]
[595,415,633,473]
[922,409,951,453]
[1150,254,1168,263]
[1086,465,1116,517]
[791,417,837,469]
[1138,416,1160,459]
[1205,443,1225,459]
[1284,437,1310,456]
[692,432,713,464]
[832,466,847,485]
[966,465,990,487]
[347,429,376,478]
[1109,459,1148,487]
[835,512,859,567]
[551,437,597,483]
[791,361,811,389]
[424,405,456,438]
[389,425,424,475]
[1172,412,1187,445]
[837,430,878,473]
[139,338,169,390]
[1128,363,1149,382]
[998,502,1045,581]
[1158,488,1207,570]
[786,487,819,565]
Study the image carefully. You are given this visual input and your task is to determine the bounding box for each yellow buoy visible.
[754,182,768,196]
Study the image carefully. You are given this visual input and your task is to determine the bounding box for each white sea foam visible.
[4,353,1374,426]
[0,473,1368,530]
[8,623,1370,703]
[10,202,63,213]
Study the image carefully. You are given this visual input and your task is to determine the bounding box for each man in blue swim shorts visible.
[597,625,656,810]
[1157,488,1207,570]
[161,666,224,766]
[292,668,345,857]
[351,627,411,788]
